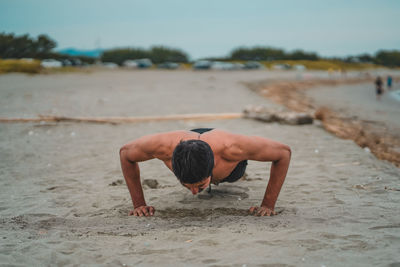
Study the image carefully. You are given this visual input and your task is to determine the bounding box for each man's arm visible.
[119,135,159,216]
[232,135,291,216]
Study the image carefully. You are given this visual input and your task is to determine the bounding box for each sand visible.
[247,76,400,167]
[0,70,399,266]
[307,82,400,135]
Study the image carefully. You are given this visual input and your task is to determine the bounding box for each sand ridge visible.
[247,77,400,167]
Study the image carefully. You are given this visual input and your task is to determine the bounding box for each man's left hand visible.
[249,206,276,216]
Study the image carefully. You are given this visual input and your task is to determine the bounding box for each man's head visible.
[172,139,214,191]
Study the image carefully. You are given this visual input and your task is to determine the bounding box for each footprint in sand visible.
[109,179,124,186]
[202,259,218,264]
[142,179,158,189]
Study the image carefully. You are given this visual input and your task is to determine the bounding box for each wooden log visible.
[0,113,243,124]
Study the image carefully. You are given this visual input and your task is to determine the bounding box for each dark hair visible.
[172,139,214,184]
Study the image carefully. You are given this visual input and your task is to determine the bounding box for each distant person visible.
[375,76,383,100]
[387,75,393,90]
[120,129,291,217]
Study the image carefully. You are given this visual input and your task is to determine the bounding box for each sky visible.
[1,0,399,60]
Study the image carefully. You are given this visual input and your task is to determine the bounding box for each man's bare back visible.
[120,129,291,217]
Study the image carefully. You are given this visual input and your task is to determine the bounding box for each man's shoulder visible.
[134,131,189,160]
[207,130,244,156]
[209,129,246,142]
[143,130,190,141]
[208,129,235,138]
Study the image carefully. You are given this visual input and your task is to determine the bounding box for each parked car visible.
[211,61,229,70]
[211,61,244,70]
[272,63,291,70]
[102,62,119,69]
[61,59,72,66]
[41,59,63,68]
[193,60,212,70]
[294,64,306,70]
[122,59,153,69]
[70,58,82,66]
[134,58,153,68]
[232,63,245,70]
[158,62,180,69]
[244,61,264,69]
[123,60,138,68]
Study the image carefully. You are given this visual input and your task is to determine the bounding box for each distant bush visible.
[287,50,319,60]
[101,46,189,65]
[149,46,189,64]
[0,59,42,74]
[374,50,400,67]
[229,46,319,61]
[229,46,400,69]
[230,47,286,61]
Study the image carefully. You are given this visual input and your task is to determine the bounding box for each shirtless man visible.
[119,128,291,217]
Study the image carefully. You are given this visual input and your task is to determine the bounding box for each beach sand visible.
[0,70,399,266]
[247,75,400,167]
[307,82,400,136]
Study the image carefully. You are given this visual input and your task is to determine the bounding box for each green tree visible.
[149,46,188,63]
[287,50,319,60]
[0,33,17,58]
[230,46,319,61]
[0,32,57,58]
[101,46,189,65]
[230,47,286,61]
[36,34,57,55]
[374,50,400,67]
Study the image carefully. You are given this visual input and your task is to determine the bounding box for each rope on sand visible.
[0,113,243,124]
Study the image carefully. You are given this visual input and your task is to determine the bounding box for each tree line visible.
[1,32,400,67]
[101,46,189,65]
[0,33,95,64]
[228,46,400,67]
[229,47,319,61]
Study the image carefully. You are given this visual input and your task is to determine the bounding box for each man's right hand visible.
[129,206,155,217]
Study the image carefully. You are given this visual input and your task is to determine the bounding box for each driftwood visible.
[0,108,314,125]
[243,105,313,125]
[0,113,242,124]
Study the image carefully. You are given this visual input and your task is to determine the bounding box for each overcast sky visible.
[1,0,399,59]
